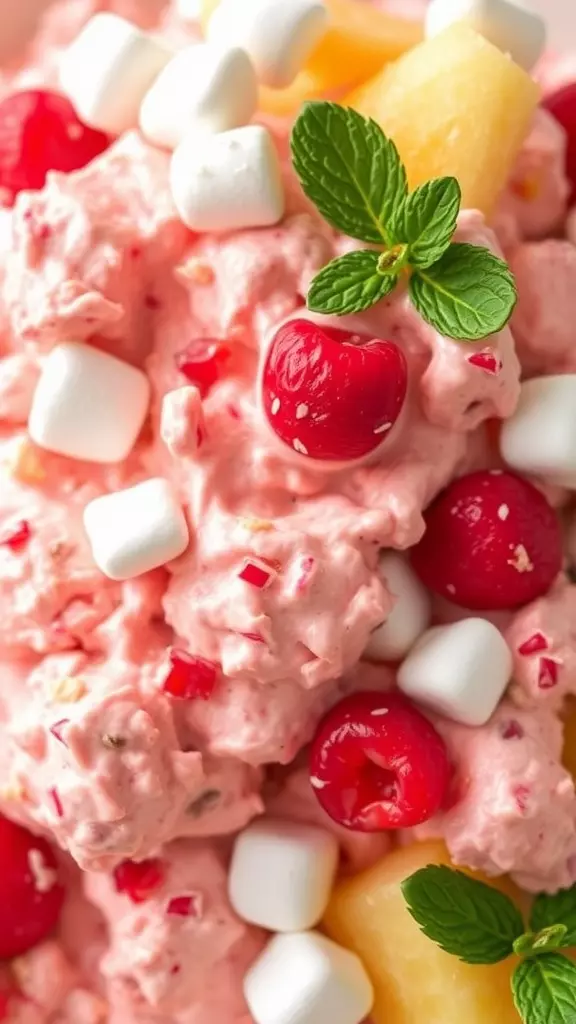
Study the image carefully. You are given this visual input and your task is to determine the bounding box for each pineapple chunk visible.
[323,840,522,1024]
[345,23,539,216]
[200,0,421,116]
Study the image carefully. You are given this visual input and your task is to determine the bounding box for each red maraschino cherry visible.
[543,82,576,203]
[411,470,562,611]
[0,90,109,201]
[0,814,65,959]
[310,691,451,831]
[262,319,408,462]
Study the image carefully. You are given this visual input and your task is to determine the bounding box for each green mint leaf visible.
[390,177,461,269]
[512,953,576,1024]
[531,886,576,948]
[409,242,518,341]
[401,865,524,965]
[291,101,407,246]
[514,927,569,958]
[307,250,397,316]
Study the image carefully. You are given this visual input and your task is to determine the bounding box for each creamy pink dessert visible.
[0,1,575,1023]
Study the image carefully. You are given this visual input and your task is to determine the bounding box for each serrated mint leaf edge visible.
[512,953,576,1024]
[290,101,408,246]
[401,865,524,966]
[391,176,462,270]
[307,250,397,316]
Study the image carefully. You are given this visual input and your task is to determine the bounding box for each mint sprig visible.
[401,865,576,1024]
[291,101,517,341]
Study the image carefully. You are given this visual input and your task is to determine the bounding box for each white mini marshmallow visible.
[29,342,150,464]
[176,0,201,19]
[207,0,328,89]
[365,552,431,662]
[170,124,285,232]
[500,375,576,489]
[139,43,258,150]
[397,618,512,727]
[229,818,339,933]
[425,0,546,71]
[244,931,374,1024]
[84,478,189,580]
[59,13,172,134]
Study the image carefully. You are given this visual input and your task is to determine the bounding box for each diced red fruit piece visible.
[49,719,69,745]
[49,787,64,818]
[175,338,231,398]
[238,561,273,588]
[0,814,65,959]
[513,784,530,813]
[538,657,560,690]
[163,649,218,700]
[309,691,452,831]
[518,632,549,656]
[113,858,165,904]
[543,83,576,204]
[166,894,200,917]
[411,470,562,611]
[501,720,524,740]
[467,349,502,375]
[262,319,408,462]
[239,631,266,644]
[0,90,109,201]
[1,520,31,551]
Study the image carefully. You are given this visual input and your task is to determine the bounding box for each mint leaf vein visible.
[307,249,397,315]
[391,176,462,269]
[513,953,576,1024]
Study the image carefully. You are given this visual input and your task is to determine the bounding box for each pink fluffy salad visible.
[0,0,575,1022]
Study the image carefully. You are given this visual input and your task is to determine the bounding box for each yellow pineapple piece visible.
[345,23,539,216]
[323,840,522,1024]
[201,0,421,117]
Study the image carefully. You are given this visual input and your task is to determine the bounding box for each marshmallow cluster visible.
[425,0,545,72]
[398,618,513,727]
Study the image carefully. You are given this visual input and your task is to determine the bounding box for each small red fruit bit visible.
[262,319,408,462]
[0,90,109,201]
[518,632,549,656]
[309,691,451,831]
[49,719,70,745]
[411,470,562,611]
[238,560,273,589]
[163,648,218,700]
[49,787,64,818]
[166,894,200,917]
[175,338,230,398]
[1,520,31,551]
[467,349,502,375]
[543,83,576,203]
[538,657,560,690]
[113,858,165,903]
[501,720,524,740]
[0,814,65,959]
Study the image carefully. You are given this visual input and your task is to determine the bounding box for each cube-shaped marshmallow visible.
[207,0,328,89]
[84,478,189,580]
[229,818,339,932]
[170,124,284,232]
[244,931,374,1024]
[59,13,172,134]
[365,552,431,662]
[140,43,258,150]
[29,342,150,464]
[425,0,545,72]
[397,618,512,726]
[500,375,576,489]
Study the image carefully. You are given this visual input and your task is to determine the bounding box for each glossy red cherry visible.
[0,814,65,958]
[309,691,451,831]
[543,83,576,203]
[262,319,408,462]
[175,338,230,398]
[113,858,165,904]
[163,649,218,700]
[0,90,109,201]
[411,470,562,611]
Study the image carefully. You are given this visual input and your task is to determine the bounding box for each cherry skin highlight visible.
[262,318,408,462]
[309,691,451,831]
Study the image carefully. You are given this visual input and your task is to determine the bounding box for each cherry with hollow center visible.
[0,89,109,201]
[411,469,563,611]
[0,813,65,959]
[262,318,408,462]
[309,691,451,831]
